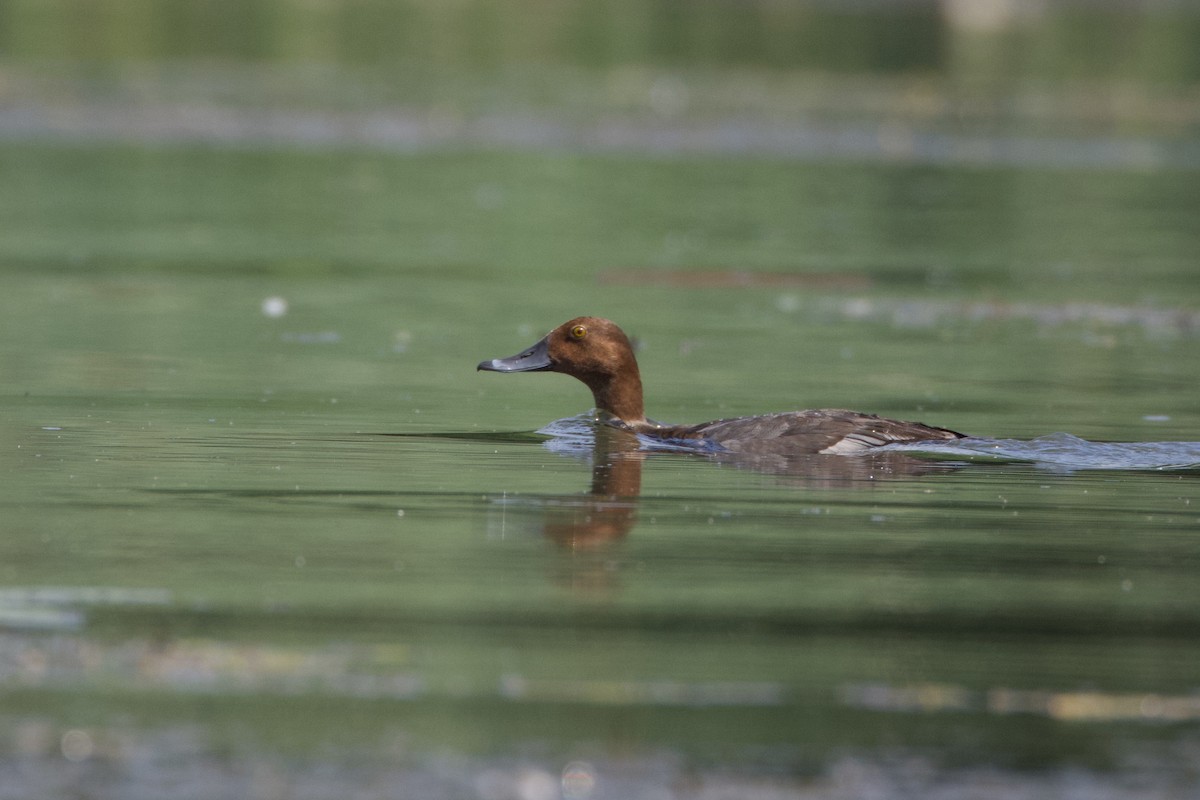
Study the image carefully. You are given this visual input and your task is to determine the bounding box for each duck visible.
[477,316,965,455]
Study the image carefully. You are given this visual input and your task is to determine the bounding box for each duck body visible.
[651,409,963,455]
[478,316,964,456]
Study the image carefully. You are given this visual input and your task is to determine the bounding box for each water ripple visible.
[541,416,1200,472]
[895,433,1200,471]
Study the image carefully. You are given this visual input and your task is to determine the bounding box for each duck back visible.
[652,409,964,455]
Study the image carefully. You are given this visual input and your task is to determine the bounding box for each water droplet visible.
[61,729,93,762]
[561,760,597,799]
[261,296,288,318]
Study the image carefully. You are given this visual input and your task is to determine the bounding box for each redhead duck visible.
[477,316,965,455]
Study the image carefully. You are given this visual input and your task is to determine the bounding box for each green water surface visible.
[2,2,1200,798]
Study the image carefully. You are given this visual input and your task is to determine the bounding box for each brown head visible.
[477,316,646,423]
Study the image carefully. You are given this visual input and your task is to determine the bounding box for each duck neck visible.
[587,366,645,425]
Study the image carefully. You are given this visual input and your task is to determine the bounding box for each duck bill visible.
[477,336,553,373]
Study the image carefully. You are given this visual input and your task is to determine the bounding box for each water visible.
[6,341,1200,796]
[3,1,1200,797]
[910,434,1200,471]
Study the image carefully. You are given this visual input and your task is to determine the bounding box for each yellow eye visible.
[570,324,587,340]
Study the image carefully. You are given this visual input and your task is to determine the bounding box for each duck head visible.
[477,316,647,424]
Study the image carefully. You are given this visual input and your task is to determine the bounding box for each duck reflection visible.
[539,423,644,550]
[478,418,957,594]
[707,446,957,488]
[522,417,954,554]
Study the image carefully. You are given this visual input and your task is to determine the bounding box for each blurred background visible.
[4,0,1199,283]
[2,1,1200,798]
[3,0,1199,428]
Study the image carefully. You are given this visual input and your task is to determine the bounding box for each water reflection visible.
[499,416,1200,562]
[522,416,956,558]
[541,424,643,551]
[707,447,957,485]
